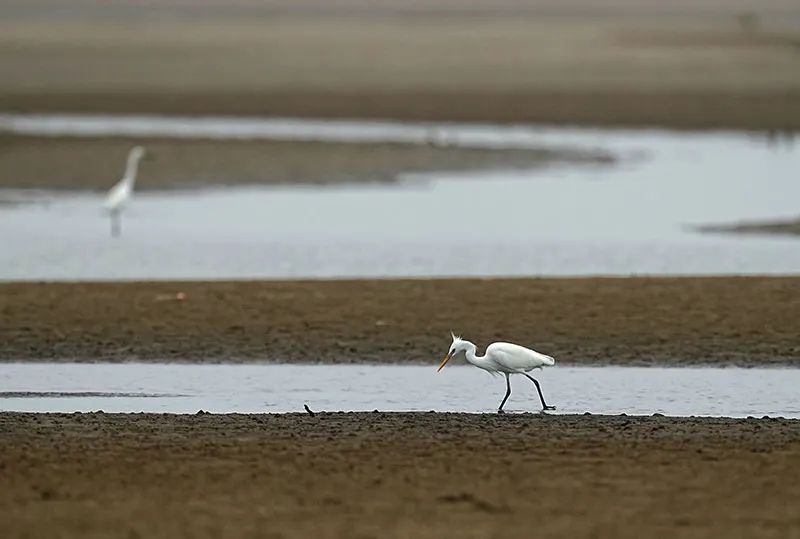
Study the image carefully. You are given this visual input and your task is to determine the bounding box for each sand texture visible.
[2,0,800,130]
[1,411,799,538]
[2,277,798,365]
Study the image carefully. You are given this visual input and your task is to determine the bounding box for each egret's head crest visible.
[450,331,462,343]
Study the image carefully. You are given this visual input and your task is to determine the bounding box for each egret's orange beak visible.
[437,351,453,372]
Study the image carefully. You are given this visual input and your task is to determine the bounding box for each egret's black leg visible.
[497,374,512,413]
[110,211,121,238]
[523,373,556,411]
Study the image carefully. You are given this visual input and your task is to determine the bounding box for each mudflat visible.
[2,0,800,130]
[1,412,798,538]
[2,277,798,365]
[698,217,800,237]
[0,135,610,190]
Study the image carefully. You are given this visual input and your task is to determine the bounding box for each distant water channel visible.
[1,114,798,280]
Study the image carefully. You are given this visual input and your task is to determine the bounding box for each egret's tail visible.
[541,354,556,367]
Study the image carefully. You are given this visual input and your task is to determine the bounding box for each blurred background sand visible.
[1,0,798,335]
[1,0,799,128]
[2,0,798,192]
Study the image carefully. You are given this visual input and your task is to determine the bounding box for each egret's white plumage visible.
[104,145,145,237]
[438,332,556,412]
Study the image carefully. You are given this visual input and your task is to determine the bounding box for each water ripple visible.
[0,391,190,399]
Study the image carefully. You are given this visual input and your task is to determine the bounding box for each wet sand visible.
[0,135,609,190]
[7,90,800,132]
[2,277,798,365]
[2,1,800,130]
[698,216,800,237]
[1,412,798,538]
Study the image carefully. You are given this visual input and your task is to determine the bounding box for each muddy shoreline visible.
[697,216,800,237]
[1,412,798,538]
[0,134,610,190]
[2,277,798,365]
[5,90,800,131]
[3,1,800,131]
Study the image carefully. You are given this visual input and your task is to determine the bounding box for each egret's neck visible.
[462,341,489,369]
[123,152,143,185]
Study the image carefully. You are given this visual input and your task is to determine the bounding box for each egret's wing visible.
[487,342,555,372]
[104,180,129,210]
[488,344,532,373]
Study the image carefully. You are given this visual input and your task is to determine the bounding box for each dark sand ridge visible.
[6,91,800,132]
[2,0,800,130]
[0,135,611,191]
[2,277,798,365]
[697,216,800,237]
[1,412,799,538]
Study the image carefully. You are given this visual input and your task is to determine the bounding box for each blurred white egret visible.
[424,126,453,148]
[438,332,556,412]
[103,145,145,237]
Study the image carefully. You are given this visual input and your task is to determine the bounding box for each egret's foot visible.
[543,405,556,411]
[497,409,506,414]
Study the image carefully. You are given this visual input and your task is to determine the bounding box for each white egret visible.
[103,145,146,237]
[424,126,453,148]
[437,332,556,412]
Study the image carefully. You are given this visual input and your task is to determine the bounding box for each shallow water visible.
[0,113,723,155]
[1,363,798,418]
[1,115,799,280]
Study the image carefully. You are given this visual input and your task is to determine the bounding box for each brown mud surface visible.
[2,0,800,130]
[2,277,798,365]
[6,90,800,132]
[698,216,800,237]
[0,135,609,191]
[1,412,799,538]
